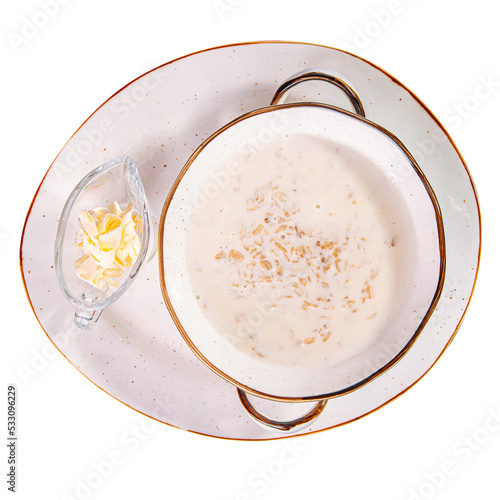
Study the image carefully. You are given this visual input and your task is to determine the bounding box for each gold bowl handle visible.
[238,389,327,433]
[271,70,366,117]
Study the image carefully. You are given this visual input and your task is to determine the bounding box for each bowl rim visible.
[158,100,447,402]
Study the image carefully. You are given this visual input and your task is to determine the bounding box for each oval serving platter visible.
[20,41,480,440]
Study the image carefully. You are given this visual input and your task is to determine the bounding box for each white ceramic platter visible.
[21,41,480,440]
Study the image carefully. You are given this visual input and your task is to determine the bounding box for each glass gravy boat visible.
[54,156,154,329]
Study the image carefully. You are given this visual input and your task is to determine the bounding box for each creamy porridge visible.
[185,134,415,367]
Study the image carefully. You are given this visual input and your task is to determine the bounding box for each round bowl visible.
[159,71,446,430]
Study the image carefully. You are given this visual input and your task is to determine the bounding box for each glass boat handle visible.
[74,307,103,330]
[270,69,366,117]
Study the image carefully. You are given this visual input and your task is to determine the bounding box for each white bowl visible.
[159,71,445,429]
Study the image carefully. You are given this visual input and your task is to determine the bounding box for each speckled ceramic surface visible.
[20,41,480,440]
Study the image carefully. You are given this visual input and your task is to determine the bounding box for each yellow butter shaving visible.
[74,201,143,290]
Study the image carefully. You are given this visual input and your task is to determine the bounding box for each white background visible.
[2,1,499,499]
